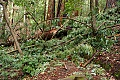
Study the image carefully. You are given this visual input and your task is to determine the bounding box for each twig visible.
[7,44,42,54]
[107,34,120,41]
[45,33,89,54]
[82,51,98,67]
[101,24,120,30]
[97,21,106,30]
[60,17,91,28]
[38,17,91,29]
[26,11,43,32]
[13,13,28,28]
[7,30,93,54]
[27,11,39,25]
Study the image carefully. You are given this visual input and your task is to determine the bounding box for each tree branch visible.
[38,17,92,29]
[1,1,23,55]
[83,51,98,67]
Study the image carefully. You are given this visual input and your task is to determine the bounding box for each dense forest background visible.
[0,0,120,80]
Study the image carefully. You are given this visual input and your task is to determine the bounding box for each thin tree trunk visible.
[56,0,62,17]
[44,0,46,21]
[80,0,83,16]
[10,2,14,26]
[90,0,96,35]
[0,0,23,55]
[0,3,5,38]
[95,0,99,13]
[2,13,6,38]
[52,0,55,18]
[56,0,65,26]
[47,0,51,20]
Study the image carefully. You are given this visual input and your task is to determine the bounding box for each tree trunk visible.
[95,0,99,13]
[90,0,96,35]
[104,0,116,11]
[56,0,62,17]
[44,0,46,21]
[52,0,55,18]
[0,4,5,38]
[10,2,14,25]
[80,0,83,16]
[0,0,23,55]
[47,0,55,20]
[56,0,65,26]
[47,0,55,26]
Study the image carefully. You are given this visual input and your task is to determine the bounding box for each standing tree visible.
[0,4,4,38]
[0,0,7,38]
[56,0,65,26]
[47,0,55,26]
[44,0,46,21]
[56,0,62,17]
[0,0,23,55]
[104,0,117,11]
[95,0,99,13]
[47,0,55,20]
[90,0,97,35]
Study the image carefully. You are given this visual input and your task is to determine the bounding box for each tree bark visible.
[52,0,55,18]
[95,0,99,13]
[47,0,55,26]
[56,0,65,26]
[0,2,5,38]
[56,0,62,17]
[47,0,55,19]
[0,0,23,55]
[44,0,46,21]
[90,0,97,35]
[104,0,116,11]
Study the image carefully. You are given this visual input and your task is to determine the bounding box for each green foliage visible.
[1,5,120,79]
[1,16,115,79]
[117,0,120,7]
[65,0,91,16]
[97,7,120,24]
[65,0,83,12]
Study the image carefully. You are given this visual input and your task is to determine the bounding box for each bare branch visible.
[83,51,98,67]
[2,1,23,55]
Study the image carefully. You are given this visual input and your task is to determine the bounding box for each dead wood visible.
[83,51,98,67]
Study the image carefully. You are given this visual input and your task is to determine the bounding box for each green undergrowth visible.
[0,29,114,79]
[0,7,120,79]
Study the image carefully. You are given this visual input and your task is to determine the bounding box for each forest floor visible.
[1,37,119,80]
[29,38,120,80]
[1,34,120,80]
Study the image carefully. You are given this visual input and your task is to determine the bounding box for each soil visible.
[30,61,80,80]
[94,39,120,80]
[29,37,120,80]
[29,60,114,80]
